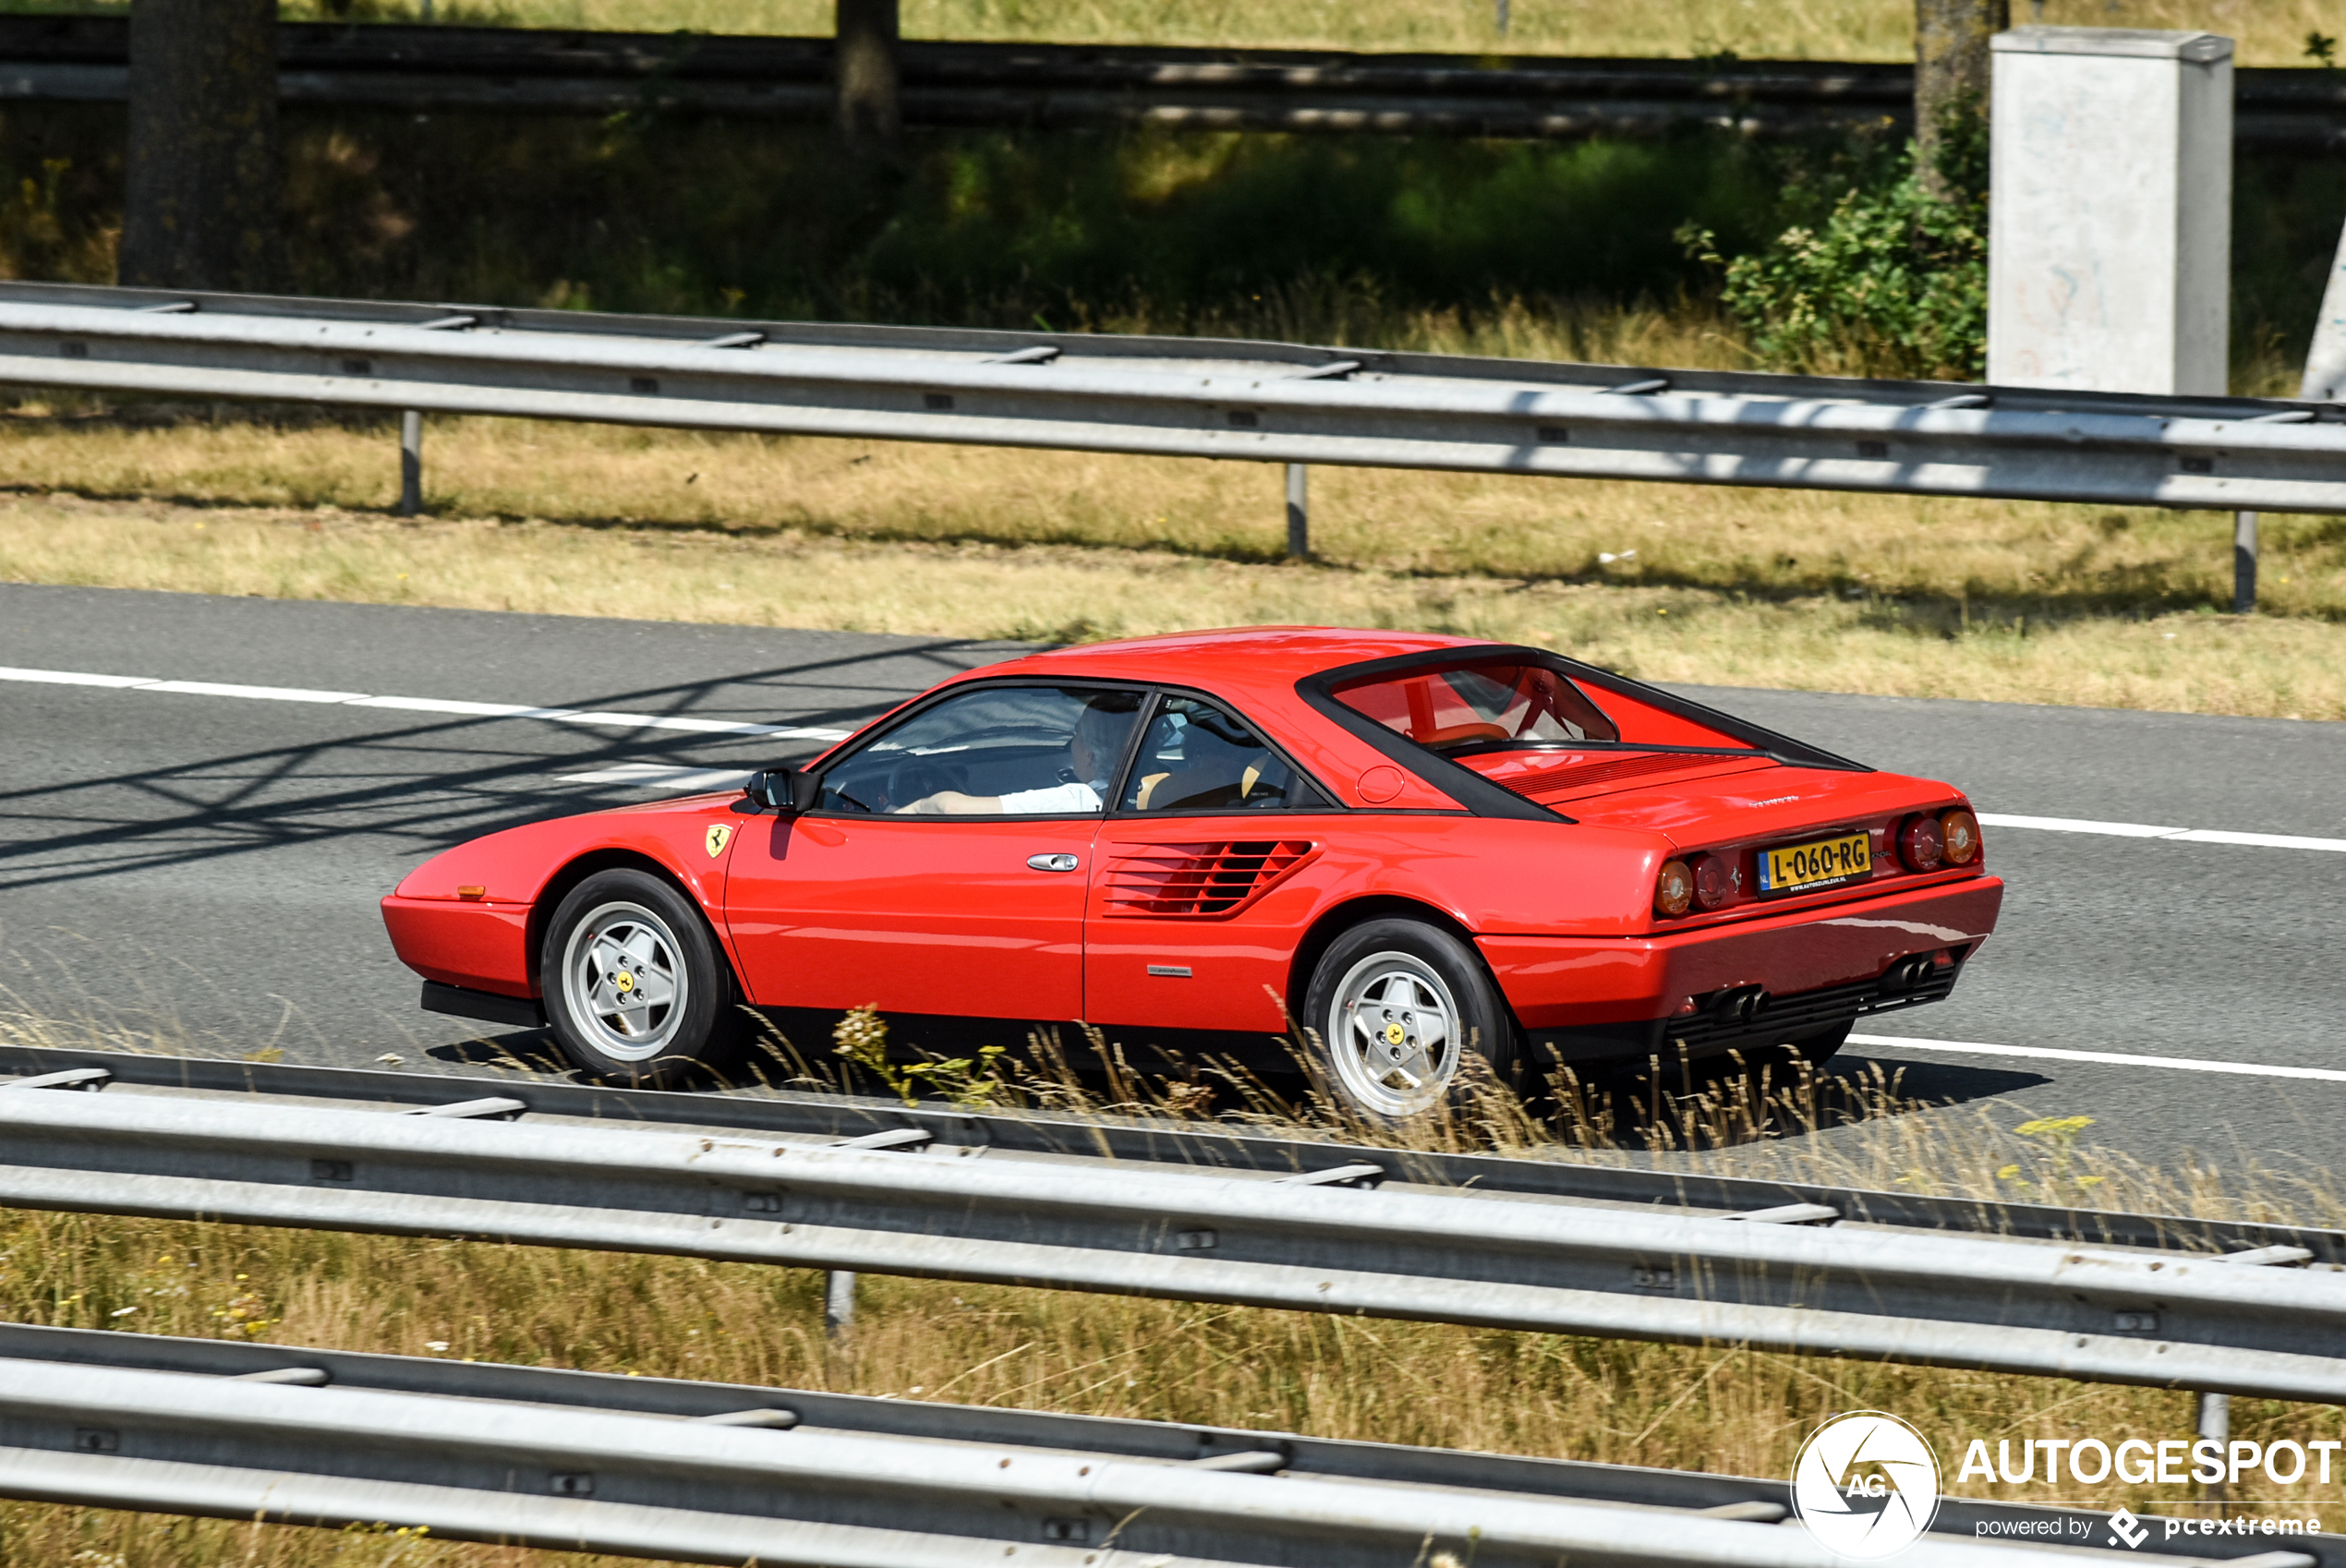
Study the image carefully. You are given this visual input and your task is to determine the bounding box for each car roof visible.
[970,626,1497,703]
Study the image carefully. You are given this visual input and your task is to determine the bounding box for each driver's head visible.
[1070,695,1135,778]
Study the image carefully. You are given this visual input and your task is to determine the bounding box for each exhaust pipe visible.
[1880,955,1938,995]
[1711,984,1770,1027]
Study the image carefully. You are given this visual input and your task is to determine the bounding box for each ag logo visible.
[705,824,733,858]
[1791,1411,1941,1559]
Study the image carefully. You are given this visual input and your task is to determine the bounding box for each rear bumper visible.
[1478,875,2001,1064]
[380,894,535,998]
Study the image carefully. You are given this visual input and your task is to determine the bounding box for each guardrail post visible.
[824,1269,856,1341]
[2232,511,2257,612]
[398,410,422,516]
[2196,1390,2230,1505]
[1285,463,1309,559]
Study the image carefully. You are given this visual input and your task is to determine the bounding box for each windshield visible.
[1330,659,1618,750]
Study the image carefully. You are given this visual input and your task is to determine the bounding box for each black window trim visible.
[1295,645,1868,822]
[1107,686,1346,819]
[798,675,1342,822]
[800,676,1154,822]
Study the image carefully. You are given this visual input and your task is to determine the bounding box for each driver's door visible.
[720,682,1143,1022]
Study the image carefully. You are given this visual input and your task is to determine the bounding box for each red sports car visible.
[382,629,2001,1119]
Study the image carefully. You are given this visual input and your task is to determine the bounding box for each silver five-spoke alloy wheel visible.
[559,900,689,1062]
[1327,951,1462,1118]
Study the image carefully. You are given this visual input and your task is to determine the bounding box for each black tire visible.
[1301,918,1518,1123]
[1784,1019,1854,1067]
[539,868,747,1087]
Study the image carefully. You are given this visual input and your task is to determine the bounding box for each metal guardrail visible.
[4,1321,2306,1568]
[4,1043,2338,1261]
[3,18,2345,150]
[3,1064,2342,1404]
[1,280,2340,514]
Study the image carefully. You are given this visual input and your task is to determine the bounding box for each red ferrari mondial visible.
[382,628,2001,1119]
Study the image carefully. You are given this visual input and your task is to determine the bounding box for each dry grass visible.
[278,0,2346,68]
[0,1003,2340,1568]
[4,400,2344,719]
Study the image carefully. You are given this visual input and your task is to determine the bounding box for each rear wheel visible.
[1302,918,1517,1123]
[540,868,745,1086]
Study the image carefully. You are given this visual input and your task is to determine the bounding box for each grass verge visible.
[4,405,2343,719]
[232,0,2343,69]
[0,1002,2340,1568]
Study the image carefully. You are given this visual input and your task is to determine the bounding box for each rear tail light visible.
[1691,853,1734,911]
[1941,808,1981,865]
[1897,814,1945,872]
[1654,859,1694,918]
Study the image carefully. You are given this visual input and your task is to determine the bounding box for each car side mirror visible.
[744,766,818,814]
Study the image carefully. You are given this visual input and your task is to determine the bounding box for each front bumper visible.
[381,894,534,998]
[1478,874,2001,1065]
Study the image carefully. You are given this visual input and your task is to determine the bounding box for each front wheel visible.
[540,868,745,1086]
[1302,918,1517,1123]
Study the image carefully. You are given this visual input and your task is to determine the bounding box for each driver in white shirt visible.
[899,698,1129,815]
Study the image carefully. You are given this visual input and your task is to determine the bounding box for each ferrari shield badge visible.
[705,824,733,858]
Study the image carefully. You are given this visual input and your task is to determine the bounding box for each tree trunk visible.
[1915,0,2008,198]
[835,0,901,151]
[120,0,284,293]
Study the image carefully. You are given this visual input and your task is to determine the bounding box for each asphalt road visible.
[4,582,2341,1175]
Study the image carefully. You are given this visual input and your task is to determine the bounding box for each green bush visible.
[1680,104,1988,380]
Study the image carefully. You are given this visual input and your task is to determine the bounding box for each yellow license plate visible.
[1758,832,1871,896]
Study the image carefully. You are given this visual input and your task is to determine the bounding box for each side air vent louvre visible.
[1102,840,1316,919]
[1507,752,1763,800]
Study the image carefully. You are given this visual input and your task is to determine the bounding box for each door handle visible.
[1026,853,1081,873]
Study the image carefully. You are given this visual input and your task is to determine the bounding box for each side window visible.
[817,686,1143,816]
[1119,695,1326,813]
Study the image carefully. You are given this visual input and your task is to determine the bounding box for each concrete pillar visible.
[1986,28,2232,395]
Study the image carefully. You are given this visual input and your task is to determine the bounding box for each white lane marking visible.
[141,679,369,704]
[1851,1032,2346,1085]
[0,663,852,742]
[0,666,155,689]
[1978,812,2346,853]
[559,764,751,790]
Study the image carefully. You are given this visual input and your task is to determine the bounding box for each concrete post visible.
[398,410,422,516]
[1284,463,1309,559]
[1986,28,2233,395]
